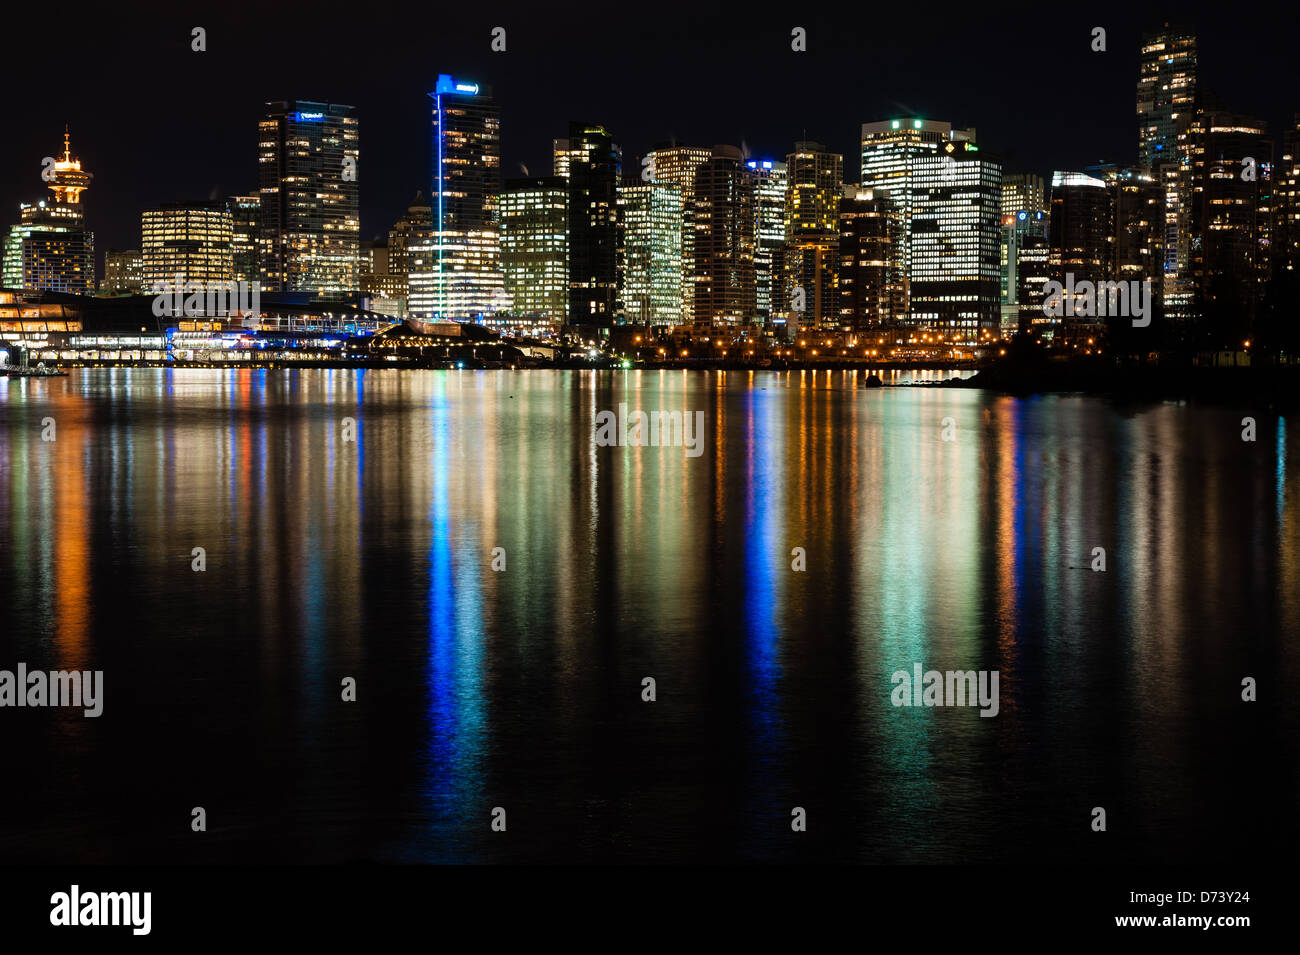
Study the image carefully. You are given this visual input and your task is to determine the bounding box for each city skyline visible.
[6,2,1298,263]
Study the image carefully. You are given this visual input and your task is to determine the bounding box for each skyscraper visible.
[258,101,359,295]
[781,142,843,331]
[101,249,143,294]
[500,177,569,325]
[617,177,683,326]
[409,75,504,322]
[1137,24,1197,168]
[908,141,1002,336]
[644,145,712,325]
[2,130,95,294]
[838,185,903,332]
[860,119,977,316]
[1000,173,1048,336]
[227,195,261,284]
[561,123,620,331]
[1185,110,1273,335]
[1137,25,1198,321]
[1274,115,1300,279]
[746,159,788,327]
[691,145,755,330]
[140,202,235,293]
[1048,171,1114,344]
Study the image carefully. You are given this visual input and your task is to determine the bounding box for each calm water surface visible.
[1,368,1296,863]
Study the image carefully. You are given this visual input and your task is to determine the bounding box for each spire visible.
[63,125,72,163]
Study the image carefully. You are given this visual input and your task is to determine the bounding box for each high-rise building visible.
[838,185,903,332]
[617,178,683,325]
[1137,25,1198,320]
[1274,115,1300,278]
[908,141,1002,336]
[500,177,569,325]
[644,145,713,325]
[1016,234,1052,336]
[101,249,143,293]
[2,130,95,294]
[1000,173,1048,333]
[561,123,620,330]
[258,101,359,295]
[140,202,235,293]
[409,75,504,322]
[388,191,433,281]
[691,145,755,330]
[1137,24,1197,168]
[227,194,261,284]
[745,159,788,327]
[1088,164,1165,305]
[860,118,976,314]
[1048,171,1115,343]
[781,142,843,331]
[1185,110,1273,334]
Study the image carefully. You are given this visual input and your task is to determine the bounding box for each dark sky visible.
[7,0,1298,267]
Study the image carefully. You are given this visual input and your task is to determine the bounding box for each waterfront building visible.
[258,101,360,295]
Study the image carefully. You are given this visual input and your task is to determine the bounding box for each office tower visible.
[1047,171,1115,344]
[860,118,977,314]
[1137,24,1197,167]
[644,145,712,324]
[1000,173,1048,333]
[1137,25,1198,320]
[1274,115,1300,278]
[1185,110,1273,334]
[358,237,406,316]
[780,142,843,331]
[227,194,261,284]
[409,75,504,322]
[691,145,755,330]
[388,191,433,278]
[745,159,788,327]
[258,101,359,295]
[1088,164,1165,305]
[500,177,569,324]
[617,177,683,325]
[140,202,235,293]
[1002,173,1046,220]
[1016,234,1052,336]
[2,130,95,294]
[908,141,1002,336]
[838,185,903,332]
[101,249,143,293]
[561,123,620,330]
[1000,209,1048,337]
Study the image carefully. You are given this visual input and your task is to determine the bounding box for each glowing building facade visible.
[2,131,95,294]
[140,202,236,293]
[643,145,712,325]
[500,177,569,325]
[746,159,788,327]
[908,140,1002,335]
[409,75,504,321]
[258,101,359,295]
[616,178,683,325]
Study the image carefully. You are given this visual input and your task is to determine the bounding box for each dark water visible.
[1,368,1296,864]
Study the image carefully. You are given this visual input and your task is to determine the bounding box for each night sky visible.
[7,0,1297,268]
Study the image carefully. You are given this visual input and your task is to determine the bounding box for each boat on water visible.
[1,362,68,378]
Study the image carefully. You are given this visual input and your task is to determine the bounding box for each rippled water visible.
[1,367,1296,863]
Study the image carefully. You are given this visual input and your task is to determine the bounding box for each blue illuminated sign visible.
[434,74,478,95]
[293,111,325,122]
